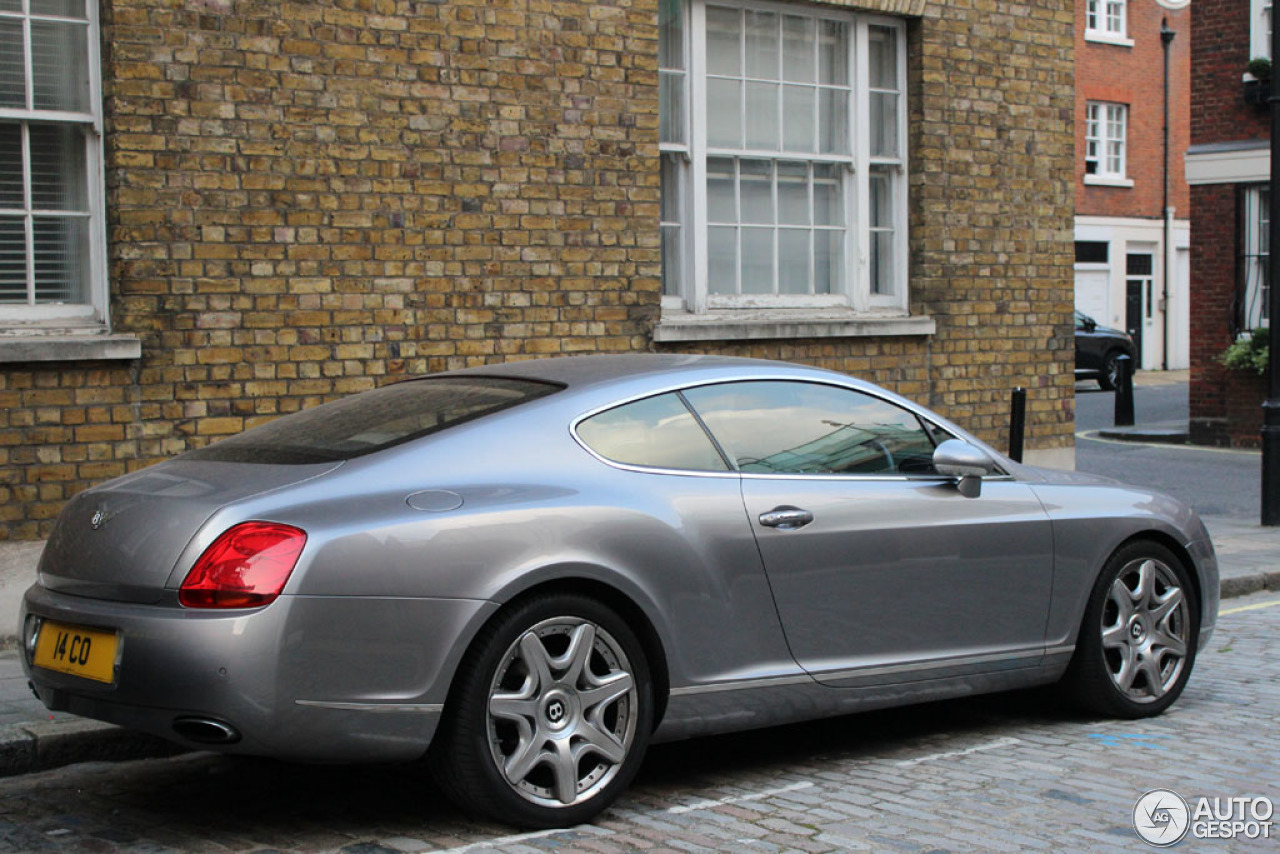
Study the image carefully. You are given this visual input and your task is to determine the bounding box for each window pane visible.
[707,157,735,221]
[871,230,894,296]
[868,26,897,90]
[0,0,21,11]
[29,124,87,211]
[741,227,773,294]
[32,20,90,113]
[779,228,809,294]
[744,10,778,79]
[818,88,847,154]
[740,159,772,224]
[577,393,728,472]
[659,0,684,70]
[706,6,741,76]
[685,381,937,476]
[777,161,808,225]
[870,92,898,158]
[706,78,740,148]
[708,226,737,294]
[782,84,815,152]
[818,20,848,86]
[0,20,24,109]
[815,230,841,294]
[0,216,26,303]
[814,164,842,226]
[32,214,87,303]
[191,378,562,465]
[31,1,87,17]
[659,70,685,144]
[744,81,778,149]
[782,15,814,82]
[0,123,21,208]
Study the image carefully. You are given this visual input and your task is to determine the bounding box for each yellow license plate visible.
[33,621,119,684]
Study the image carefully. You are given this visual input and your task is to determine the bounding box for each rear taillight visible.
[179,522,306,609]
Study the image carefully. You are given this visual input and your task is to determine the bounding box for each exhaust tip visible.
[172,716,241,745]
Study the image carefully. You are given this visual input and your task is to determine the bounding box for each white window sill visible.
[1084,174,1135,188]
[1084,32,1134,48]
[0,333,142,363]
[654,308,936,343]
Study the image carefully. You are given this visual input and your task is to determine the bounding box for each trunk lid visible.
[39,459,342,604]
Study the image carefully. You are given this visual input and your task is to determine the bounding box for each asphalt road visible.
[0,590,1276,852]
[1075,380,1262,520]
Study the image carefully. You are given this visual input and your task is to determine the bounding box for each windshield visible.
[187,376,561,464]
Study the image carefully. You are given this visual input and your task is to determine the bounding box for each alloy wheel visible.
[1100,557,1190,702]
[486,617,639,808]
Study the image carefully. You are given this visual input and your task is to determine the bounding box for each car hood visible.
[38,458,343,604]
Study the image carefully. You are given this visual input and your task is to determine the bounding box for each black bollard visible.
[1114,354,1135,427]
[1009,387,1026,462]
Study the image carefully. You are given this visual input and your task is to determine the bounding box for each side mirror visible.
[933,439,996,498]
[1083,318,1097,332]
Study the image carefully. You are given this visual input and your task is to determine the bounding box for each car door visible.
[682,380,1055,688]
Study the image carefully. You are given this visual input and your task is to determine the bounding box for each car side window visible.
[576,393,730,472]
[683,381,939,476]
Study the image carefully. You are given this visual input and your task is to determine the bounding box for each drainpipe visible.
[1263,16,1280,524]
[1161,18,1175,372]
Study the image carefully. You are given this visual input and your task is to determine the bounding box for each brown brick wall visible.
[0,0,1076,540]
[1187,0,1267,447]
[1075,0,1191,219]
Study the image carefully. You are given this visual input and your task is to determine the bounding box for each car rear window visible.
[187,376,561,464]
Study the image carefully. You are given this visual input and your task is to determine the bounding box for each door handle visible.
[758,507,814,530]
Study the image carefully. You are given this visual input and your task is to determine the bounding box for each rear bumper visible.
[20,584,496,763]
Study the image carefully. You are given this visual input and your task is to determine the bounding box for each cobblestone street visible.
[0,594,1275,853]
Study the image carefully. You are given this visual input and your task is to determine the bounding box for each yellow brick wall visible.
[0,0,1074,539]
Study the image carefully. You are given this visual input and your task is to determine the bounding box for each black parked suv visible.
[1075,310,1137,390]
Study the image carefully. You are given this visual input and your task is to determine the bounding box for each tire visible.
[430,593,653,829]
[1064,540,1199,718]
[1098,350,1121,391]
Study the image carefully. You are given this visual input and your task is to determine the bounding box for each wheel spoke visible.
[504,731,549,785]
[551,738,579,805]
[1101,621,1130,650]
[579,670,634,715]
[490,693,539,723]
[1150,626,1187,659]
[575,718,627,765]
[1108,578,1136,622]
[554,623,597,686]
[1138,652,1168,697]
[1112,643,1138,692]
[1148,586,1184,625]
[518,631,554,692]
[1133,560,1157,610]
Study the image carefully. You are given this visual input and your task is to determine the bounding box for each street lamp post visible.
[1264,16,1280,525]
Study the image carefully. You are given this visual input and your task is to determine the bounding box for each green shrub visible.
[1219,328,1270,375]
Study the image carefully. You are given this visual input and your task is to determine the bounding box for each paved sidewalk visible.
[0,511,1275,781]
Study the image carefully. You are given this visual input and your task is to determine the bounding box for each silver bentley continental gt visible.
[20,355,1217,828]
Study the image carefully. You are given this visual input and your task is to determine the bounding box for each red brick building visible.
[1186,0,1271,445]
[1074,0,1191,373]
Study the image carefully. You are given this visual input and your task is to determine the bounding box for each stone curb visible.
[1095,427,1190,444]
[0,717,185,779]
[0,571,1275,782]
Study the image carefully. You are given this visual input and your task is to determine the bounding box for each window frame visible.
[0,0,108,330]
[1084,0,1132,45]
[1084,101,1130,185]
[569,377,990,481]
[659,0,909,317]
[1253,0,1272,61]
[1242,184,1270,331]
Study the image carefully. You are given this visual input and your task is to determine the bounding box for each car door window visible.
[576,392,730,471]
[684,381,939,475]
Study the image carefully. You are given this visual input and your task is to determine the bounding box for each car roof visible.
[432,354,835,391]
